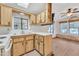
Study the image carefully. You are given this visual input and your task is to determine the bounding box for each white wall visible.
[0,26,11,34]
[30,25,49,33]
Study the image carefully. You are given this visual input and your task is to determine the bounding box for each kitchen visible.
[1,3,79,56]
[0,3,53,56]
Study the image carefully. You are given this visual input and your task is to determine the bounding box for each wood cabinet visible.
[0,5,12,26]
[30,14,36,24]
[25,40,33,52]
[25,35,34,53]
[36,14,41,24]
[46,3,52,24]
[11,35,34,56]
[11,34,52,56]
[11,36,25,56]
[30,3,52,25]
[35,34,52,55]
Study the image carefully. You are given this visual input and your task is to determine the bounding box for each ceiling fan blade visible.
[73,11,79,13]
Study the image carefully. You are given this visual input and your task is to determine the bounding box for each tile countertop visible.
[32,32,52,36]
[10,30,52,36]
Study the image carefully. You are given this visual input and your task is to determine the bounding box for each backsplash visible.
[0,26,11,35]
[30,25,49,33]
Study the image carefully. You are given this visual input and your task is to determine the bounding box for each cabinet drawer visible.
[12,37,25,43]
[35,35,44,42]
[35,35,39,40]
[39,36,44,42]
[26,35,34,40]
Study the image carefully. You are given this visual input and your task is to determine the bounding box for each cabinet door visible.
[1,6,12,26]
[25,40,33,53]
[40,12,46,23]
[35,35,44,55]
[46,3,52,23]
[39,42,44,55]
[35,39,39,50]
[30,14,36,24]
[37,14,41,24]
[12,42,25,56]
[44,35,52,55]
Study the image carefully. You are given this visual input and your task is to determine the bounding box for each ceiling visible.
[52,3,79,20]
[5,3,46,14]
[53,3,79,13]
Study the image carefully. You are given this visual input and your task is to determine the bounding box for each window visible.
[14,17,28,30]
[60,23,68,33]
[70,22,79,35]
[48,24,54,34]
[60,21,79,35]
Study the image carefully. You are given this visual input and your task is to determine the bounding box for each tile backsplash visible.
[0,26,11,35]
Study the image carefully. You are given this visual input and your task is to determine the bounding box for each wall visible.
[0,26,11,35]
[30,25,49,33]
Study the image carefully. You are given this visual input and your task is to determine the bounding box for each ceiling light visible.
[67,13,73,16]
[20,13,25,15]
[17,3,29,8]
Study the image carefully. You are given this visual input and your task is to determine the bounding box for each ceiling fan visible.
[60,8,79,17]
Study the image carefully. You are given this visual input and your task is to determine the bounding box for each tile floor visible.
[23,50,41,56]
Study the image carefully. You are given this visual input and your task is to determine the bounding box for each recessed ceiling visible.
[5,3,46,14]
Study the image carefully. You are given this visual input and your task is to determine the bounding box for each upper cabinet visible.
[30,14,36,24]
[30,3,52,25]
[0,5,12,26]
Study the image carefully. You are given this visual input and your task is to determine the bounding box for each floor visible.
[23,50,41,56]
[52,38,79,56]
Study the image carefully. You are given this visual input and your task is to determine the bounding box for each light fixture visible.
[20,13,25,15]
[67,13,73,16]
[17,3,29,8]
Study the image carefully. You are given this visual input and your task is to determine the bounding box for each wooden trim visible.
[59,18,79,23]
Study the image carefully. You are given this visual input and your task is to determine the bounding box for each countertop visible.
[0,30,52,50]
[10,30,52,36]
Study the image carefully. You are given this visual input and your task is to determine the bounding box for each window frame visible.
[60,21,79,35]
[49,24,54,34]
[14,17,29,30]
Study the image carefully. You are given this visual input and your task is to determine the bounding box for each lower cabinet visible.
[12,42,25,56]
[11,37,25,56]
[39,42,43,55]
[35,35,52,56]
[11,35,34,56]
[35,35,44,55]
[11,34,52,56]
[25,40,33,53]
